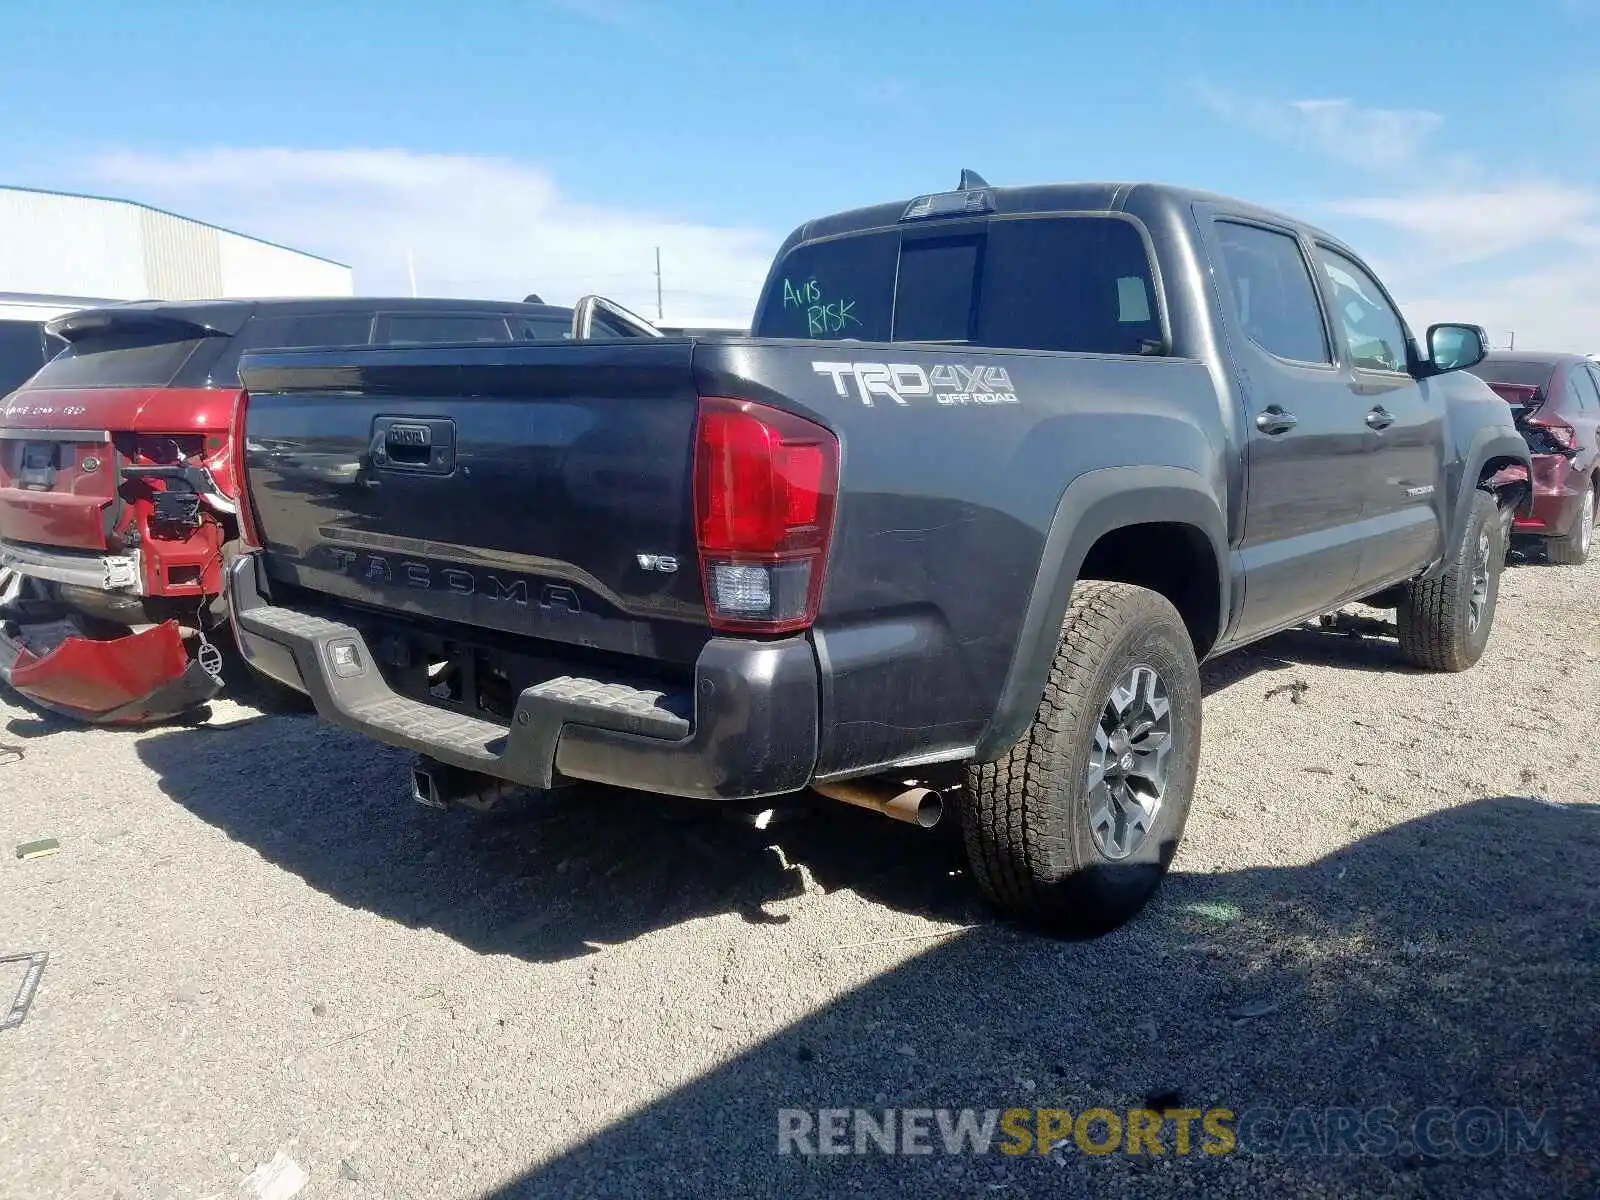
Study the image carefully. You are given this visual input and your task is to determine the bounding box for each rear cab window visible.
[753,214,1164,355]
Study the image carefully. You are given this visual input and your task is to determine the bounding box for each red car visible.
[1466,351,1600,564]
[0,296,614,723]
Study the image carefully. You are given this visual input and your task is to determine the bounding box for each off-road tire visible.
[1545,479,1595,566]
[961,581,1202,936]
[1396,488,1505,672]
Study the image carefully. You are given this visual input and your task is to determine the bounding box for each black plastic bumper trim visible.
[227,555,820,800]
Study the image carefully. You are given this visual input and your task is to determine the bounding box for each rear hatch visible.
[0,311,234,551]
[238,340,715,664]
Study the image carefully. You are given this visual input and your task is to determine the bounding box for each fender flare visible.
[973,465,1228,762]
[1451,428,1535,544]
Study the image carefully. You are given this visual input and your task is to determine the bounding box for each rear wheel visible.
[1545,479,1595,566]
[1396,489,1505,672]
[961,581,1202,935]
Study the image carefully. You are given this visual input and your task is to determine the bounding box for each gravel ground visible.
[2,551,1597,1200]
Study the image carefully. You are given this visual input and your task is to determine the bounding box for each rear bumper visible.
[1512,455,1589,535]
[227,555,820,800]
[0,539,142,593]
[0,618,219,724]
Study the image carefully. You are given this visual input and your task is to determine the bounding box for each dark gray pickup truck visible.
[227,176,1530,933]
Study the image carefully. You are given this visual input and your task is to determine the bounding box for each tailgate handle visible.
[370,418,456,476]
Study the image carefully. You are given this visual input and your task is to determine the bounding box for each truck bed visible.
[237,335,1223,789]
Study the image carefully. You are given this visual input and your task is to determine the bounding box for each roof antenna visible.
[522,293,544,304]
[958,169,990,191]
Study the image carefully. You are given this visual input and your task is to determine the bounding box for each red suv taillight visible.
[231,390,263,550]
[693,395,838,634]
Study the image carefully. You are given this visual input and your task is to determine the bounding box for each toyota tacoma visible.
[226,176,1530,931]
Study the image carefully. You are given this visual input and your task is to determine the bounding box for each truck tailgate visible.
[238,340,709,661]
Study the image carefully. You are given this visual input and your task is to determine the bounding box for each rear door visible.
[1204,214,1365,641]
[1311,244,1445,589]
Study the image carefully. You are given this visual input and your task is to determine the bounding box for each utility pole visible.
[1508,330,1515,351]
[655,247,664,321]
[406,247,418,298]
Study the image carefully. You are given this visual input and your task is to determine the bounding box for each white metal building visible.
[0,185,353,305]
[0,185,353,393]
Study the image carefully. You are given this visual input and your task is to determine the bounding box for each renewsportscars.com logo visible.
[776,1106,1560,1159]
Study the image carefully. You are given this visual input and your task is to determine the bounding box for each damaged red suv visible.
[0,296,586,722]
[1465,351,1600,565]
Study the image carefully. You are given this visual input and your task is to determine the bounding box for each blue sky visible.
[4,0,1598,344]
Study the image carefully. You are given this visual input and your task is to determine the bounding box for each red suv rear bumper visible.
[0,619,219,724]
[1512,453,1589,536]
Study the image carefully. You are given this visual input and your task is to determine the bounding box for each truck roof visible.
[792,180,1347,251]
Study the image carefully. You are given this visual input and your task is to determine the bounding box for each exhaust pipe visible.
[812,779,944,828]
[410,757,525,812]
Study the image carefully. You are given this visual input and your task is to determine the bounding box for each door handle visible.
[368,417,457,476]
[1255,407,1298,435]
[1365,407,1394,431]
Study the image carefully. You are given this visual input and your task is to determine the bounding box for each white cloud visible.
[1201,84,1600,350]
[1330,183,1598,263]
[1397,260,1600,355]
[74,147,775,323]
[544,0,646,30]
[1199,87,1444,172]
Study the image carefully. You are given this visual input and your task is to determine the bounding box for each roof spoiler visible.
[46,305,247,342]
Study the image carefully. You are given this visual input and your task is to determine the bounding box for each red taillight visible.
[1527,413,1578,453]
[231,390,262,550]
[693,396,838,633]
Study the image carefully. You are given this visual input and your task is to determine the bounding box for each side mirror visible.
[1424,323,1487,374]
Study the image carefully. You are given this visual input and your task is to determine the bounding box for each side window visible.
[1571,363,1600,411]
[375,314,513,345]
[512,315,578,341]
[1213,222,1330,364]
[239,314,376,352]
[1564,368,1589,411]
[1314,248,1410,373]
[213,313,377,386]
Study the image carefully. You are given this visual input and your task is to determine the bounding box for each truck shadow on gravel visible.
[477,795,1599,1200]
[134,713,981,964]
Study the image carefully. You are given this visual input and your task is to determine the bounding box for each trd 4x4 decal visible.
[811,361,1019,408]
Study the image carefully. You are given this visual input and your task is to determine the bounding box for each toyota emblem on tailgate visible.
[387,424,432,447]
